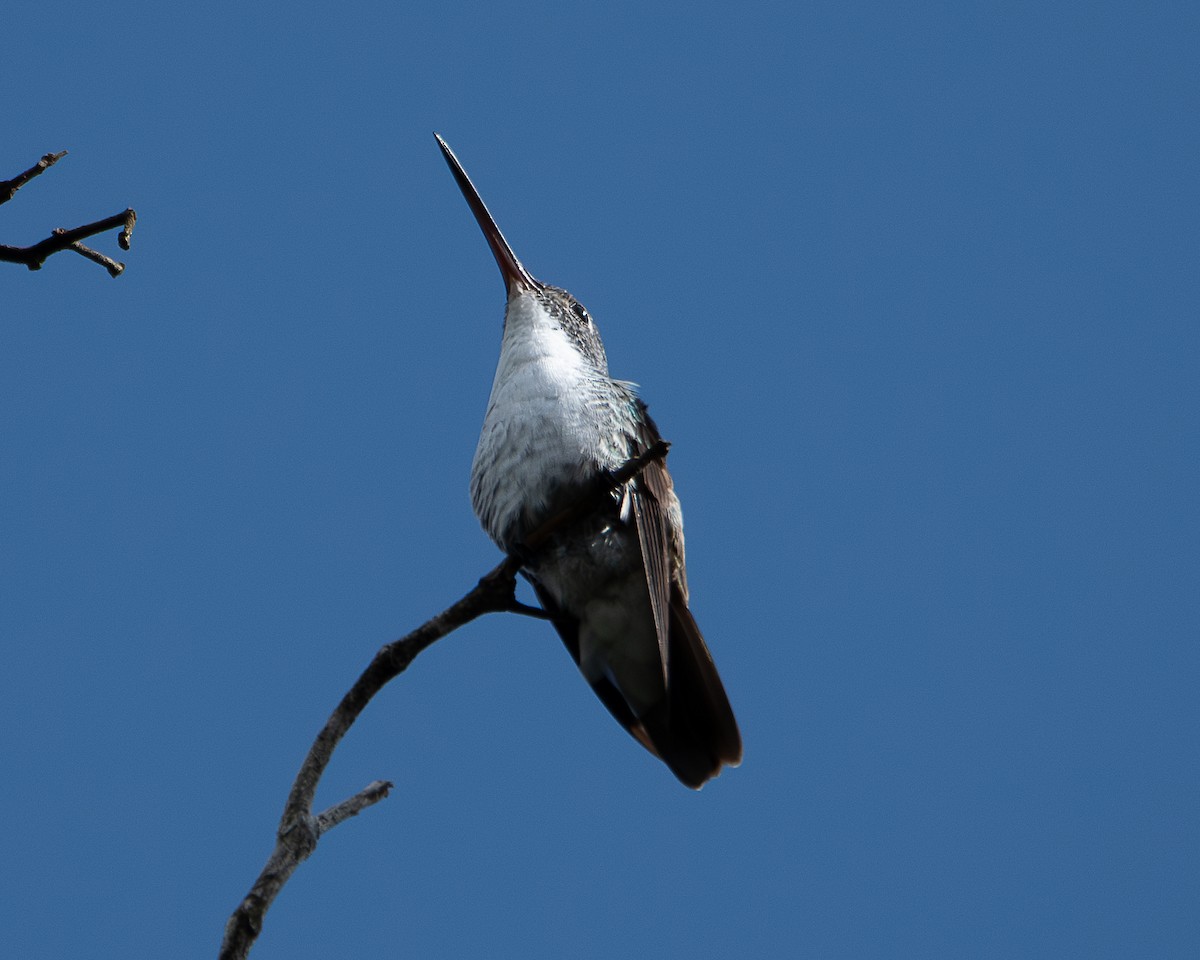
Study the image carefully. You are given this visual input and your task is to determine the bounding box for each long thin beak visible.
[435,133,542,295]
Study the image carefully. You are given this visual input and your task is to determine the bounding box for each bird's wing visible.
[628,400,675,683]
[526,401,741,787]
[629,402,742,785]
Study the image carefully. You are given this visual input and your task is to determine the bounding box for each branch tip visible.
[119,208,137,250]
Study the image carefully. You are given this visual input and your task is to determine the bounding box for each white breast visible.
[470,291,637,547]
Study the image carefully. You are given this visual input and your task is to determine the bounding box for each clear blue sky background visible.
[3,2,1197,958]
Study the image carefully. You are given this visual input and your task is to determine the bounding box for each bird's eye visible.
[570,301,590,323]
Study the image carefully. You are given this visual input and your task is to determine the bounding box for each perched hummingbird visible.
[435,134,741,788]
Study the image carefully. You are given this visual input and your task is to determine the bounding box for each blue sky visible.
[3,2,1197,957]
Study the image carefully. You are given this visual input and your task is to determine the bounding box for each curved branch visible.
[219,441,669,960]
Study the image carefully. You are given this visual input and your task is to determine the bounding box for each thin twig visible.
[218,441,669,960]
[0,150,66,206]
[0,150,137,276]
[315,780,394,833]
[68,240,127,278]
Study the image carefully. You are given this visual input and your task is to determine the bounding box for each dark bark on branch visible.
[219,441,670,960]
[0,150,137,276]
[0,150,67,204]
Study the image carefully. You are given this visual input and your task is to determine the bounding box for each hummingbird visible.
[435,134,741,788]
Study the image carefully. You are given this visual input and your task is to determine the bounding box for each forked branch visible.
[219,441,669,960]
[0,150,137,276]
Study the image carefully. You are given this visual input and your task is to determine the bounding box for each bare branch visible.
[0,150,67,206]
[0,150,137,276]
[315,780,394,833]
[68,239,127,278]
[218,441,670,960]
[0,209,138,274]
